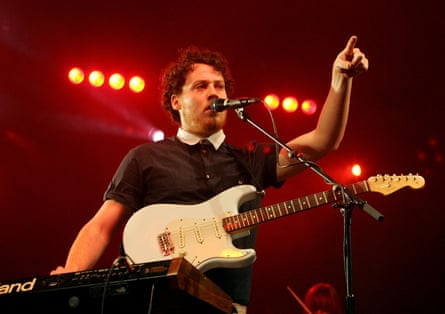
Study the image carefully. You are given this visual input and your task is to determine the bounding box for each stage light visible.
[149,129,165,142]
[264,94,280,110]
[282,97,298,112]
[109,73,125,90]
[129,76,145,93]
[351,164,362,177]
[68,67,85,84]
[433,152,443,164]
[89,70,105,87]
[301,99,317,115]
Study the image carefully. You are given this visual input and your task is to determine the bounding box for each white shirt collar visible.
[176,128,225,150]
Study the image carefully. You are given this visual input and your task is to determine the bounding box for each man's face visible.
[171,63,228,137]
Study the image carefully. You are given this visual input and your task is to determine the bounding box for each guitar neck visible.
[222,180,370,233]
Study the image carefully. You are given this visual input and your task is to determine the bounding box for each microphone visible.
[210,97,262,112]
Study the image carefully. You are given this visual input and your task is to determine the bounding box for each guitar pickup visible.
[158,232,175,256]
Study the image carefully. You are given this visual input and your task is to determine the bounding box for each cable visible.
[261,101,307,170]
[146,283,155,314]
[99,257,121,314]
[99,255,135,314]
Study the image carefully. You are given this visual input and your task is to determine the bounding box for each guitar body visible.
[123,174,424,272]
[123,185,259,272]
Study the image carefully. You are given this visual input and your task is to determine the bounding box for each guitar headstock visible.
[367,174,425,195]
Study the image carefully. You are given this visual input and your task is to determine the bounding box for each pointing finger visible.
[345,35,358,59]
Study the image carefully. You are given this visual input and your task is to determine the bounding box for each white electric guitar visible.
[123,174,424,272]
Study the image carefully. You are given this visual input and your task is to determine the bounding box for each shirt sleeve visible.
[103,147,143,211]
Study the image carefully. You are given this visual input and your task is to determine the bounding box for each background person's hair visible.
[304,282,343,314]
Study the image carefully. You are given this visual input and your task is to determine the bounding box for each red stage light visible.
[88,70,105,87]
[68,67,85,84]
[109,73,125,90]
[129,76,145,93]
[282,97,298,112]
[301,99,317,115]
[264,94,280,110]
[351,164,362,177]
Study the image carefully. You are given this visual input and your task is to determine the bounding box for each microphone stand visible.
[234,108,384,314]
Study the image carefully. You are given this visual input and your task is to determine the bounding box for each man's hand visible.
[50,265,67,275]
[334,35,369,78]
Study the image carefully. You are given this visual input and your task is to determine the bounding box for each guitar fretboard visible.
[222,180,370,233]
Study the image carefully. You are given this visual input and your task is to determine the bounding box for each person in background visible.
[51,36,368,314]
[304,282,344,314]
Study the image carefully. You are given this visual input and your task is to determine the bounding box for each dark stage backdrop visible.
[1,1,443,313]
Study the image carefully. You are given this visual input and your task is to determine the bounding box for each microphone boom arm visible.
[235,108,338,185]
[234,106,384,314]
[234,107,383,220]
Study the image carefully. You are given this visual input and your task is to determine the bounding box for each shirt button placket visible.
[200,140,212,180]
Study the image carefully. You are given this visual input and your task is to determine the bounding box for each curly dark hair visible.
[160,46,234,123]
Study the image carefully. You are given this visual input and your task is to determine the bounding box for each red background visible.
[0,1,443,313]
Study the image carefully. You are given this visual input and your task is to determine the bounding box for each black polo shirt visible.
[104,136,281,305]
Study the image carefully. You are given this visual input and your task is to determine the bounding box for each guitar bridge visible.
[158,232,175,256]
